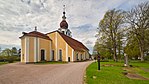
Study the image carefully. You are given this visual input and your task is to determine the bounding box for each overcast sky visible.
[0,0,148,53]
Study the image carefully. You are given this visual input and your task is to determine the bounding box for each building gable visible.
[47,31,89,52]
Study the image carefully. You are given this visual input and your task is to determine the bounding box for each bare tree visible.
[126,2,149,61]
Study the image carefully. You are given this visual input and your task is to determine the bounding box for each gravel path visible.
[0,61,92,84]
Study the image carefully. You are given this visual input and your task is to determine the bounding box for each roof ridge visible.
[46,30,58,35]
[58,32,89,51]
[57,31,82,43]
[20,31,51,40]
[30,31,46,35]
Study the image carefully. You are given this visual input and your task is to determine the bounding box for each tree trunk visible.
[140,46,144,61]
[113,45,117,62]
[124,54,129,67]
[138,39,144,61]
[118,44,121,60]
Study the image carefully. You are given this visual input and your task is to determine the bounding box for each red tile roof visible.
[47,31,89,51]
[20,31,51,40]
[20,30,89,51]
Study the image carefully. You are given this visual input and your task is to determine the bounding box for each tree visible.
[93,41,112,60]
[98,9,125,61]
[1,48,12,56]
[117,32,125,60]
[18,49,21,57]
[11,47,18,56]
[125,2,149,61]
[0,47,18,56]
[124,35,140,59]
[0,47,1,56]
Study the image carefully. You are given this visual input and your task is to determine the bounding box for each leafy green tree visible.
[0,47,1,56]
[125,2,149,61]
[124,35,140,59]
[1,48,12,56]
[18,49,21,57]
[98,9,125,61]
[93,41,112,60]
[117,32,125,60]
[11,47,18,56]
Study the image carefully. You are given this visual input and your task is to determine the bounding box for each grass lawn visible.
[0,62,8,65]
[35,61,68,64]
[86,61,149,84]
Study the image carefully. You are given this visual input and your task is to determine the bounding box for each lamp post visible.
[97,52,100,70]
[94,51,100,70]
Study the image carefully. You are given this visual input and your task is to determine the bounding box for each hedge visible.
[0,56,20,63]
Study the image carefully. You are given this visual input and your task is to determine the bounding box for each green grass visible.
[86,61,149,84]
[35,61,68,64]
[0,62,8,65]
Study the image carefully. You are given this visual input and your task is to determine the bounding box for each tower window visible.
[62,31,64,34]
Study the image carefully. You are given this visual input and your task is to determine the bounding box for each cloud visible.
[71,24,97,44]
[116,0,149,10]
[0,44,20,50]
[0,0,148,53]
[85,40,93,45]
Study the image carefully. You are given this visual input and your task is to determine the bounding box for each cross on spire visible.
[63,5,65,14]
[35,26,37,31]
[62,5,66,20]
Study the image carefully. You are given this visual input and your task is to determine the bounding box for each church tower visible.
[58,5,72,37]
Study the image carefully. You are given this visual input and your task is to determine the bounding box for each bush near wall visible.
[0,56,20,63]
[144,56,149,61]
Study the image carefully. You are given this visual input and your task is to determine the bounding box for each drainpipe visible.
[35,26,38,62]
[36,37,38,62]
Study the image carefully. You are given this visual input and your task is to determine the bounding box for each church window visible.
[76,53,79,61]
[59,49,62,61]
[52,50,54,61]
[81,54,83,60]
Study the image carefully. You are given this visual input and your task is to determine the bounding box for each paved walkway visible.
[0,61,93,84]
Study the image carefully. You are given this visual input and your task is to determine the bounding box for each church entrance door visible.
[68,57,70,62]
[41,50,45,61]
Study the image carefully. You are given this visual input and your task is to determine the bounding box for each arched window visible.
[81,54,83,60]
[59,49,62,61]
[52,50,54,61]
[76,53,79,61]
[41,49,45,61]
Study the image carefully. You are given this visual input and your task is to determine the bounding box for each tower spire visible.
[62,5,66,20]
[59,5,71,37]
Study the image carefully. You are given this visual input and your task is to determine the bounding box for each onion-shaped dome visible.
[60,20,68,29]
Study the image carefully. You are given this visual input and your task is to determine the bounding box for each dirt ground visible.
[123,67,149,80]
[0,61,92,84]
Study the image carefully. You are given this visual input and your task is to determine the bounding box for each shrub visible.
[0,56,20,63]
[0,56,7,62]
[100,60,109,62]
[7,57,14,63]
[144,56,149,61]
[0,56,5,62]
